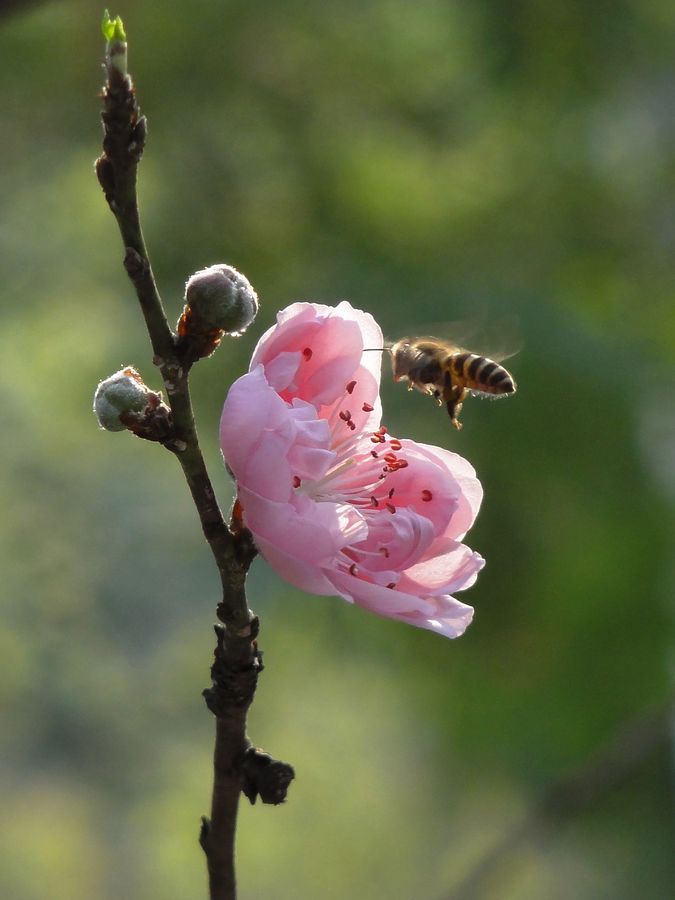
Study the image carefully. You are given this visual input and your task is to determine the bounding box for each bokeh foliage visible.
[1,1,673,898]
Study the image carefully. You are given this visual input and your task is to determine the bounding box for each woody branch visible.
[94,17,293,900]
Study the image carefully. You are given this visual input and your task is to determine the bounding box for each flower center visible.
[289,375,435,589]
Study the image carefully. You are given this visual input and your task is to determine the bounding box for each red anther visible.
[370,436,381,444]
[346,380,357,394]
[393,460,408,470]
[349,563,358,576]
[293,476,301,488]
[389,439,402,450]
[362,402,374,412]
[383,453,397,463]
[380,547,390,558]
[388,487,395,498]
[370,450,379,458]
[377,426,387,435]
[349,421,356,430]
[302,347,313,360]
[369,496,379,508]
[339,409,352,421]
[421,489,433,502]
[385,502,396,514]
[386,582,396,589]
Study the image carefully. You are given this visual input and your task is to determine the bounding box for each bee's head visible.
[389,339,415,381]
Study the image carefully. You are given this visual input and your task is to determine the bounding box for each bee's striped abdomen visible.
[450,352,516,396]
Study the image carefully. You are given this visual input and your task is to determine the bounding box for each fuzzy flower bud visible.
[176,264,259,362]
[93,366,152,432]
[184,264,259,336]
[93,367,175,445]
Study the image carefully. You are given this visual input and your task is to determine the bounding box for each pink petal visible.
[396,596,475,639]
[372,441,460,536]
[329,570,474,638]
[399,441,483,540]
[220,367,292,477]
[317,364,381,435]
[254,534,339,597]
[251,303,319,365]
[241,432,293,502]
[251,302,384,408]
[330,570,438,616]
[333,301,384,384]
[263,351,302,393]
[238,485,367,566]
[350,508,436,572]
[398,540,485,594]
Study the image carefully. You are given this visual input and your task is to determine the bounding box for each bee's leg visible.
[444,384,467,430]
[431,387,443,406]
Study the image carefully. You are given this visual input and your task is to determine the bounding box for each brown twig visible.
[95,31,293,900]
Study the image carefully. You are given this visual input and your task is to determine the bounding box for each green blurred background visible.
[1,1,674,898]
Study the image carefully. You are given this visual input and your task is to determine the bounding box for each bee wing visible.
[383,318,468,353]
[390,335,461,352]
[385,313,522,362]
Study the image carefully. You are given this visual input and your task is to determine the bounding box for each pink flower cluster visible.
[220,302,484,639]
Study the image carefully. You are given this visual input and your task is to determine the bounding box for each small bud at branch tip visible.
[102,10,128,77]
[102,10,126,42]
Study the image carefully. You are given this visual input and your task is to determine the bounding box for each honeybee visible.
[388,337,517,430]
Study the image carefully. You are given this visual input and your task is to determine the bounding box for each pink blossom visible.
[220,301,484,639]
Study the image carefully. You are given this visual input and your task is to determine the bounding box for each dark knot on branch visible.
[202,621,263,717]
[241,747,295,806]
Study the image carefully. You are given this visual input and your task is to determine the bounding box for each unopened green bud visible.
[102,10,127,76]
[101,9,126,42]
[184,264,259,337]
[93,366,151,432]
